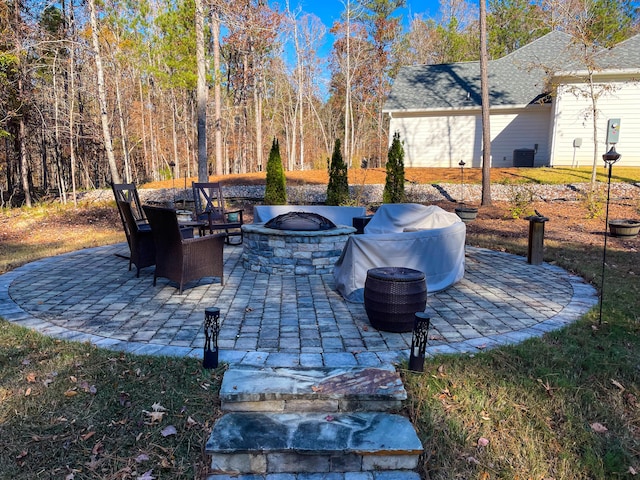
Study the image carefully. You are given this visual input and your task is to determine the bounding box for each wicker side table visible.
[364,267,427,332]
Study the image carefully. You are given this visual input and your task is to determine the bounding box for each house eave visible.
[553,68,640,81]
[383,102,551,117]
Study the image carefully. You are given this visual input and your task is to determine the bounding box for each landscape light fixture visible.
[599,145,621,325]
[203,307,221,369]
[458,160,466,204]
[409,312,430,372]
[169,161,176,206]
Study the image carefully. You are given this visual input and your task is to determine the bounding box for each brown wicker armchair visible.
[112,182,148,227]
[192,182,243,244]
[117,200,156,277]
[143,204,225,294]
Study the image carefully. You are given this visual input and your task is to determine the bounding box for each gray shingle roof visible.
[591,34,640,70]
[384,31,580,112]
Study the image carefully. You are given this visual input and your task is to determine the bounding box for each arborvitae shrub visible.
[326,138,349,206]
[264,138,287,205]
[383,131,406,203]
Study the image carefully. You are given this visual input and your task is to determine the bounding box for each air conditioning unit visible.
[513,148,535,167]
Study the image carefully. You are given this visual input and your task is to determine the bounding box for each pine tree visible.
[383,131,406,204]
[264,138,287,205]
[326,139,349,206]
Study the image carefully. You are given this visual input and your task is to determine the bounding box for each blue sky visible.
[287,0,442,59]
[296,0,442,27]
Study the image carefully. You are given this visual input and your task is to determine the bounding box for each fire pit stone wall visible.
[242,224,356,275]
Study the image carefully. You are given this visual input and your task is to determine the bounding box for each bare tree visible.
[211,3,224,175]
[88,0,121,184]
[480,0,492,206]
[196,0,208,181]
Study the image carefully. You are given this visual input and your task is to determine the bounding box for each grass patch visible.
[0,321,225,479]
[0,202,123,274]
[402,236,640,479]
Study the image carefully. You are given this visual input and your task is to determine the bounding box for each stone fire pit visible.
[242,212,356,275]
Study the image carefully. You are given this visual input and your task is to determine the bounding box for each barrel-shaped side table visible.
[364,267,427,332]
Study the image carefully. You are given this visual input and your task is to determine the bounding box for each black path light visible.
[168,161,176,206]
[599,145,621,325]
[409,312,431,372]
[203,307,221,369]
[459,160,466,203]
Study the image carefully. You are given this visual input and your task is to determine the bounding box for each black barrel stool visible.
[363,267,427,332]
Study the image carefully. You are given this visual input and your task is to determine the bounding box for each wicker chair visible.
[117,200,156,277]
[112,182,148,227]
[143,204,225,294]
[192,182,243,244]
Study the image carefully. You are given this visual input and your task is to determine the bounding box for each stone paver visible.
[0,243,598,367]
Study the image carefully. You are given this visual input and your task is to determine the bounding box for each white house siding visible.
[551,79,640,167]
[388,105,551,168]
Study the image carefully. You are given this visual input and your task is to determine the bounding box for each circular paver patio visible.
[0,243,598,367]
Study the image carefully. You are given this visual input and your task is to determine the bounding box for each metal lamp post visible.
[409,312,430,372]
[203,307,221,369]
[599,145,621,325]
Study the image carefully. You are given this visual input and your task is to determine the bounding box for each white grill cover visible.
[334,204,466,302]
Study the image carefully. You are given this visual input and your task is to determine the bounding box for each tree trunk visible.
[195,0,208,181]
[211,7,224,175]
[88,0,121,184]
[115,76,132,182]
[13,0,32,206]
[479,0,492,206]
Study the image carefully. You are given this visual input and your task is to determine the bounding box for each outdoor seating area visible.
[0,241,598,366]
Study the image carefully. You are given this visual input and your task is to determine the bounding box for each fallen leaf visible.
[144,410,165,423]
[43,378,54,387]
[186,416,198,427]
[86,455,100,470]
[92,441,104,455]
[25,387,31,397]
[611,379,625,391]
[65,473,74,480]
[466,456,480,465]
[151,402,166,412]
[137,470,155,480]
[591,422,608,433]
[135,453,150,463]
[161,425,177,437]
[477,437,490,447]
[26,372,37,383]
[311,385,322,392]
[325,415,335,422]
[70,375,77,383]
[629,466,637,475]
[21,359,31,365]
[81,431,96,441]
[64,389,78,397]
[16,450,28,460]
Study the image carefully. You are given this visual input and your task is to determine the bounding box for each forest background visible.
[1,0,639,207]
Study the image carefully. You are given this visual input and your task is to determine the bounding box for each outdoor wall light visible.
[599,145,621,325]
[409,312,431,372]
[203,307,221,369]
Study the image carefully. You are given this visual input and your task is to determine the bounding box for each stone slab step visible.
[206,412,423,474]
[207,471,422,480]
[220,366,406,413]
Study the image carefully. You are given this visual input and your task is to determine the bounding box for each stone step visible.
[220,366,407,413]
[206,412,423,475]
[207,471,422,480]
